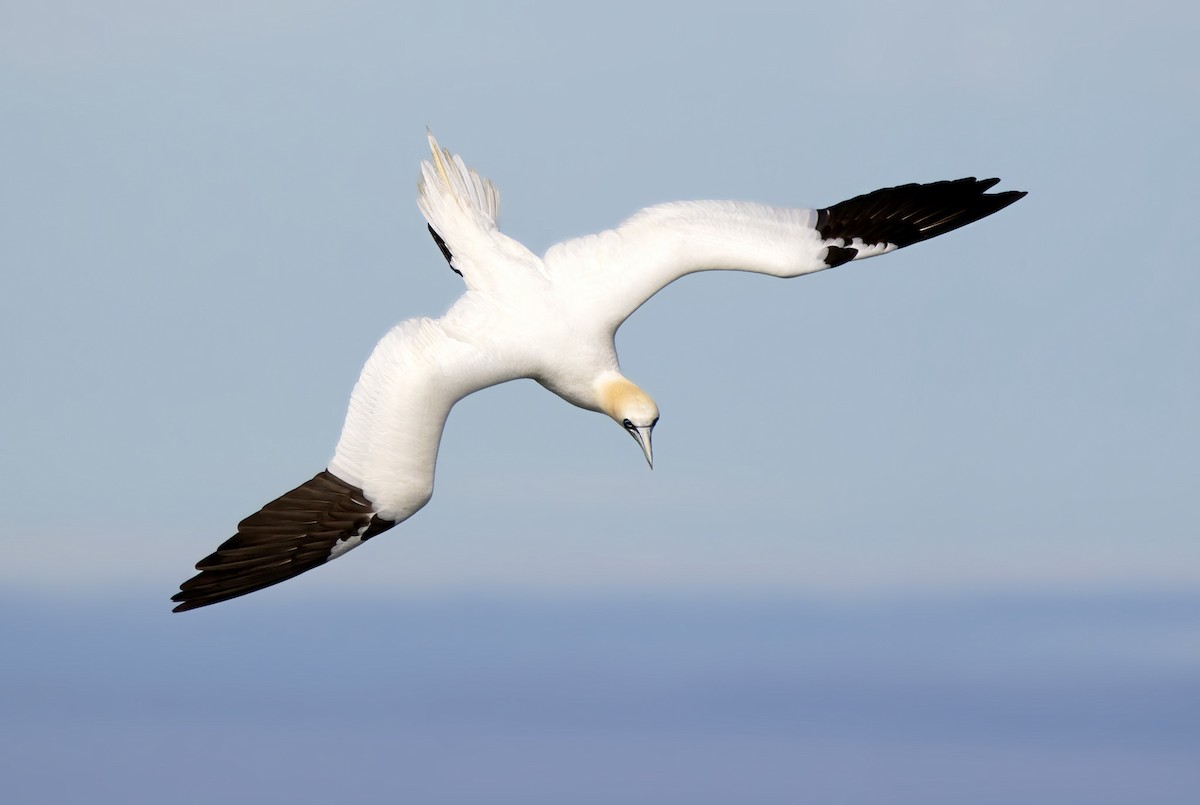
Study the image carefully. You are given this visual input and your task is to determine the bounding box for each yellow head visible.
[597,376,659,468]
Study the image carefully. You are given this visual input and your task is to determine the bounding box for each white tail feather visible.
[417,130,499,236]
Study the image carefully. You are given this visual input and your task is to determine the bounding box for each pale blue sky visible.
[2,0,1197,600]
[2,2,1199,802]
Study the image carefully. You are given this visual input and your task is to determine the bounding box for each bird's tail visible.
[417,129,500,238]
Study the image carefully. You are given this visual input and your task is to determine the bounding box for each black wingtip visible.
[170,470,396,612]
[427,224,462,277]
[816,178,1026,253]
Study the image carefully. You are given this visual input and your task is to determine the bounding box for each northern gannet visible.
[172,132,1024,611]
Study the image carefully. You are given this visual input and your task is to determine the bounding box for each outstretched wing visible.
[171,471,397,612]
[172,312,519,612]
[544,178,1025,329]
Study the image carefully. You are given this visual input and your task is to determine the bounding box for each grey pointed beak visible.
[630,425,654,469]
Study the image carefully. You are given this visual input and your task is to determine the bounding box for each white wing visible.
[545,179,1025,330]
[173,308,520,612]
[328,312,520,519]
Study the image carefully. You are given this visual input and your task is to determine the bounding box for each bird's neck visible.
[596,374,646,422]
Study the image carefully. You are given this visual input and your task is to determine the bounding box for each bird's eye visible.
[650,416,659,427]
[623,419,634,429]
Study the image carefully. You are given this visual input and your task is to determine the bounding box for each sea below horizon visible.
[3,590,1197,804]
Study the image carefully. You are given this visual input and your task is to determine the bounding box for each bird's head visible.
[598,376,659,468]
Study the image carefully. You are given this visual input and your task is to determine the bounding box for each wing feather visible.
[171,470,397,612]
[545,179,1024,329]
[172,307,519,612]
[329,313,519,518]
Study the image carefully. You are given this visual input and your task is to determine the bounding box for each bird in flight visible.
[172,132,1024,611]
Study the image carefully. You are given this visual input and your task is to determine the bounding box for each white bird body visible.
[172,132,1024,611]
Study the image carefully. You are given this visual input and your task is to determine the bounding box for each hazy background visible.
[2,1,1198,802]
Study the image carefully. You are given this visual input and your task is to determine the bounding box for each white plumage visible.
[172,131,1024,611]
